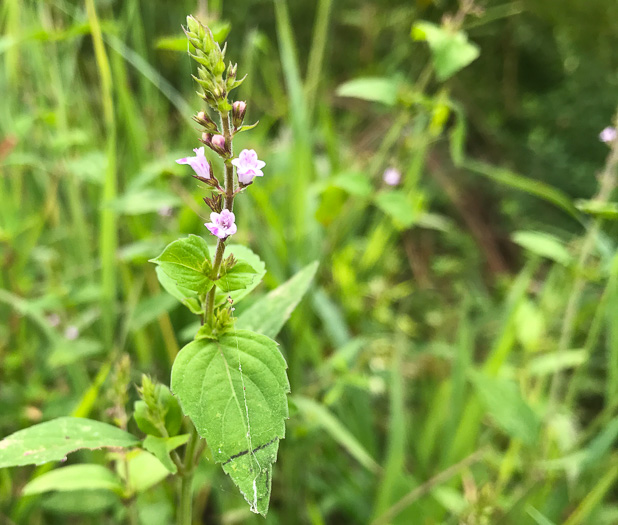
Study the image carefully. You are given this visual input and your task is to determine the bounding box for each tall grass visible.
[1,0,618,524]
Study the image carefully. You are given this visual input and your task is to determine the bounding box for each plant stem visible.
[178,425,200,525]
[180,110,237,524]
[204,110,235,321]
[549,116,618,407]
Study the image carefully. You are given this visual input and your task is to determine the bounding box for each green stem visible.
[549,113,618,407]
[179,109,237,525]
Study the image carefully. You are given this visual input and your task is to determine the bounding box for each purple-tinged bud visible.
[232,101,247,129]
[201,132,212,145]
[206,133,227,156]
[212,134,225,149]
[193,111,219,133]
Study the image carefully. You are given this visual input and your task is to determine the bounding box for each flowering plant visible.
[0,15,316,523]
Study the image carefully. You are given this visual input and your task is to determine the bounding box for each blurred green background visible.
[2,0,618,523]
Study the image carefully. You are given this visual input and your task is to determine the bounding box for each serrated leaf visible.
[237,262,318,339]
[151,235,213,294]
[217,260,259,293]
[470,371,540,445]
[142,434,189,474]
[412,21,479,81]
[23,465,123,495]
[0,418,139,468]
[171,330,289,516]
[210,245,266,305]
[155,266,202,314]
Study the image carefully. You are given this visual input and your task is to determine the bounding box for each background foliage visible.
[2,0,618,523]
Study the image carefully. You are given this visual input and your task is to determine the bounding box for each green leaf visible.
[217,260,259,293]
[336,77,399,106]
[513,231,573,266]
[150,235,213,295]
[118,450,170,494]
[374,190,416,228]
[133,384,182,438]
[23,465,123,495]
[171,330,289,516]
[155,266,202,315]
[470,371,540,445]
[329,171,373,198]
[412,21,480,81]
[0,418,139,468]
[528,350,587,376]
[575,199,618,220]
[235,121,259,133]
[237,262,318,339]
[42,490,120,515]
[142,434,189,474]
[211,245,266,305]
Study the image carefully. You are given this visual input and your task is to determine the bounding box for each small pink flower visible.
[176,147,211,180]
[599,127,617,144]
[231,149,266,185]
[205,209,237,239]
[383,167,401,186]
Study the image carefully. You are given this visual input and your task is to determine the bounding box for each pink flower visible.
[205,209,237,239]
[599,127,617,144]
[231,149,266,185]
[176,147,211,180]
[383,167,401,186]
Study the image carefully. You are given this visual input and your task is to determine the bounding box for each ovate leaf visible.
[217,260,259,293]
[238,262,318,339]
[412,21,479,81]
[211,245,266,305]
[513,231,573,266]
[150,235,213,294]
[171,330,289,516]
[0,418,139,468]
[23,465,123,495]
[375,190,417,228]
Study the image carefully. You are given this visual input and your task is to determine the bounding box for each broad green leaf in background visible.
[41,490,119,515]
[0,418,139,468]
[329,171,373,198]
[513,231,573,266]
[237,261,319,339]
[171,330,289,516]
[336,77,399,106]
[150,235,213,294]
[470,371,540,445]
[216,259,259,293]
[143,434,189,474]
[411,21,480,81]
[23,464,123,495]
[374,190,417,228]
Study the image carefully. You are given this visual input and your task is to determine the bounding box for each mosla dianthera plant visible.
[0,15,317,522]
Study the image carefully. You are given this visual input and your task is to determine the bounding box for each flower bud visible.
[212,134,225,149]
[232,101,247,129]
[193,111,219,133]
